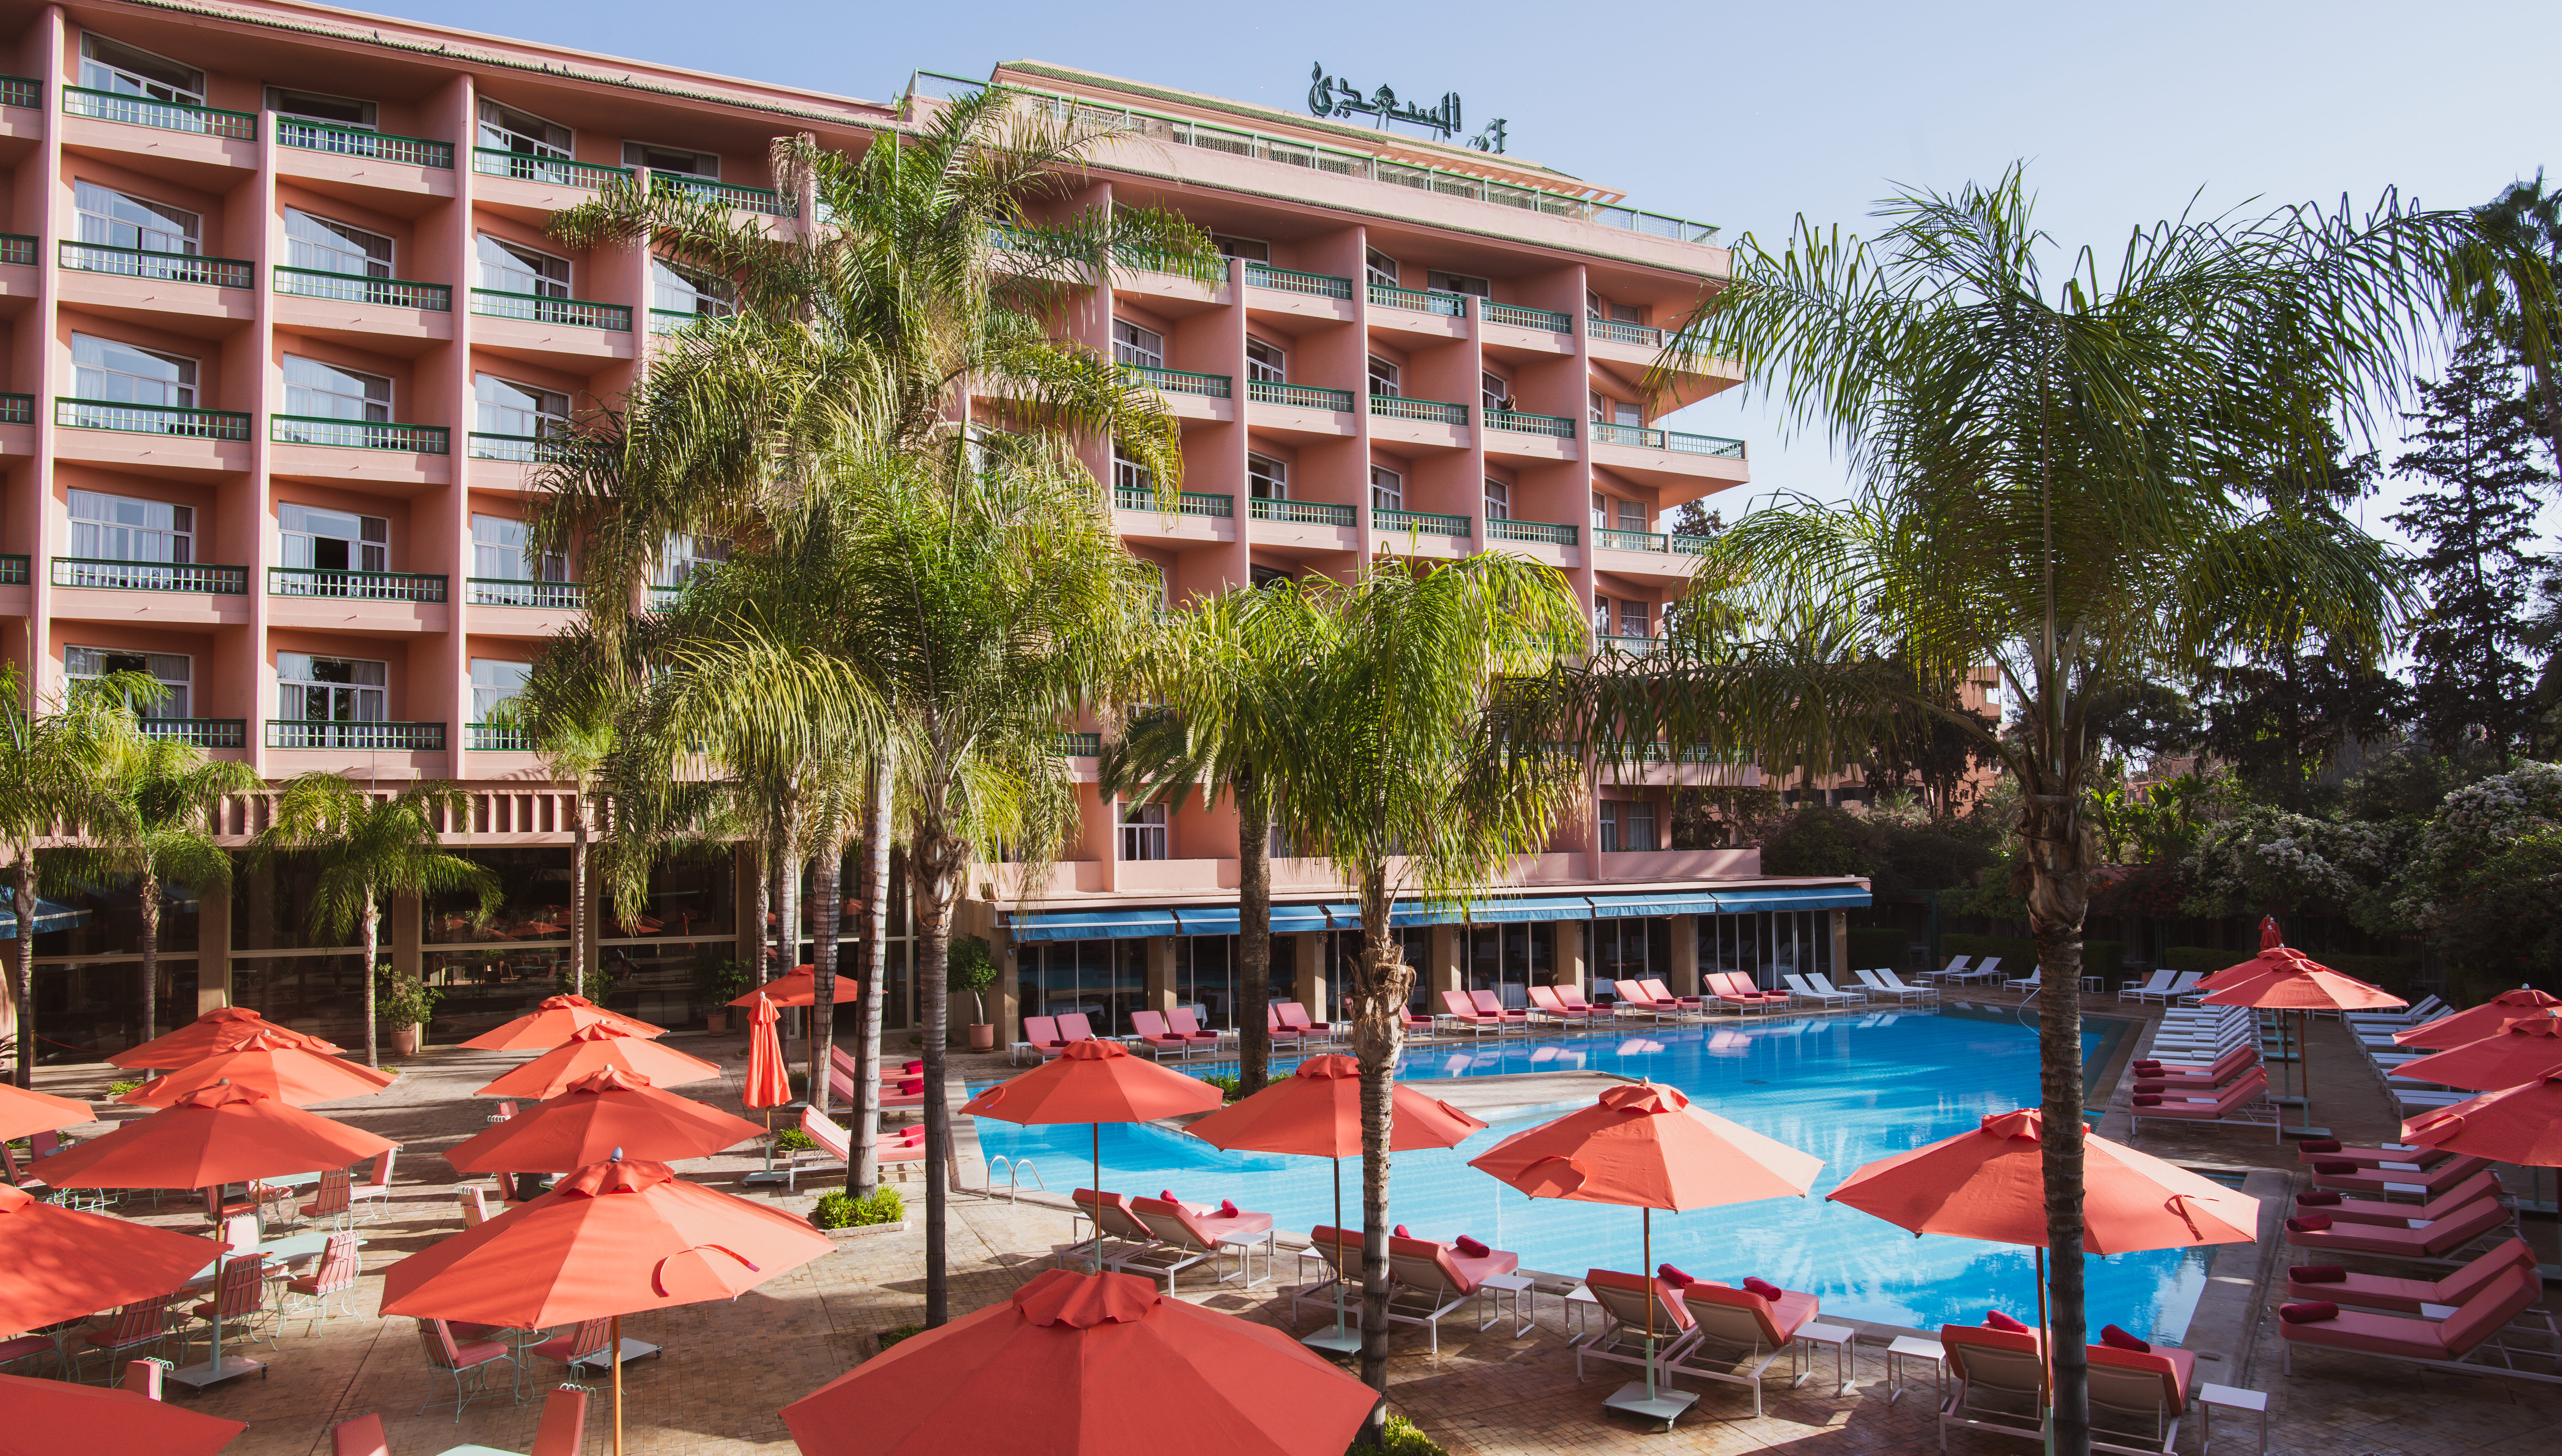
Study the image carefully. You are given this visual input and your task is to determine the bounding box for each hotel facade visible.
[0,0,1919,1063]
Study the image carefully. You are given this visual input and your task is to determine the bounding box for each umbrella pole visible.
[1091,1124,1102,1274]
[2037,1245,2051,1456]
[1643,1206,1656,1402]
[1335,1158,1347,1341]
[612,1313,624,1456]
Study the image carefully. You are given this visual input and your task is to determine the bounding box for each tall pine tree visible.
[2389,327,2554,758]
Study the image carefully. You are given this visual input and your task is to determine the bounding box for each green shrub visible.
[105,1079,142,1097]
[813,1186,904,1230]
[875,1324,922,1352]
[1349,1416,1446,1456]
[772,1128,818,1154]
[1201,1074,1243,1103]
[1846,927,1909,969]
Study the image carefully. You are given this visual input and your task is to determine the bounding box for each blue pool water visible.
[971,1005,2215,1343]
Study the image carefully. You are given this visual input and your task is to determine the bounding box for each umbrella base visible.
[740,1170,791,1186]
[1604,1383,1696,1430]
[2281,1124,2332,1140]
[166,1353,264,1389]
[1301,1329,1364,1355]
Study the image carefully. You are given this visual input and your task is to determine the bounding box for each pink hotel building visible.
[0,0,1885,1062]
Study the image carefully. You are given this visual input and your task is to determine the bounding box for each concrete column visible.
[1552,919,1584,992]
[1669,914,1700,998]
[1144,936,1178,1017]
[1294,934,1325,1025]
[1427,924,1463,1005]
[1831,910,1850,982]
[390,890,422,981]
[197,883,234,1015]
[993,930,1021,1047]
[581,853,602,981]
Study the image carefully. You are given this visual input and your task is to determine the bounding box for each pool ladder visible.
[984,1155,1046,1203]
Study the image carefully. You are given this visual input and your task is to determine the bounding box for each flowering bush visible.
[2179,805,2393,917]
[2389,762,2562,934]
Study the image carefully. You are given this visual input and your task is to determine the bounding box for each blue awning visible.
[1587,891,1725,918]
[1008,908,1186,942]
[1007,884,1867,941]
[0,892,89,940]
[1702,887,1873,914]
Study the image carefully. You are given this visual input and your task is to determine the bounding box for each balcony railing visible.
[1373,508,1471,538]
[0,75,36,109]
[654,175,793,216]
[468,432,570,463]
[1249,498,1356,527]
[1368,395,1466,426]
[275,117,453,168]
[467,723,534,752]
[266,720,446,751]
[1595,528,1667,553]
[1112,486,1232,517]
[51,557,248,593]
[1241,262,1353,300]
[138,718,245,749]
[1126,364,1231,399]
[1670,533,1714,556]
[1483,301,1572,333]
[63,84,255,139]
[469,289,632,331]
[1588,316,1664,348]
[1485,408,1575,439]
[1596,634,1662,656]
[649,307,735,334]
[1368,283,1467,317]
[273,266,450,311]
[57,398,253,440]
[267,567,448,602]
[472,148,632,190]
[0,393,29,424]
[646,584,686,610]
[1247,380,1353,412]
[0,234,31,267]
[61,241,252,289]
[1590,421,1748,457]
[1486,518,1577,547]
[468,578,587,609]
[1057,732,1102,758]
[270,416,450,453]
[0,553,25,585]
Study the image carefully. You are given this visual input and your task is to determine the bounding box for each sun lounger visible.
[1127,1010,1196,1059]
[1780,973,1859,1009]
[1641,978,1708,1013]
[2279,1263,2556,1383]
[1464,990,1531,1028]
[1856,968,1938,1005]
[1527,984,1606,1025]
[2296,1171,2501,1228]
[1664,1279,1822,1417]
[2309,1153,2495,1199]
[2285,1195,2512,1262]
[1163,1007,1222,1052]
[1706,971,1790,1014]
[2128,1069,2279,1140]
[1128,1196,1276,1293]
[2294,1140,2448,1171]
[1436,990,1516,1039]
[1577,1270,1695,1389]
[1296,1225,1365,1327]
[1921,954,1973,984]
[1939,1321,2048,1451]
[1556,984,1607,1018]
[2086,1340,2199,1454]
[1277,1001,1337,1041]
[2117,970,2178,1002]
[1066,1189,1158,1271]
[1382,1234,1518,1353]
[1804,973,1871,1005]
[2130,1046,2259,1090]
[2348,995,2446,1029]
[1611,979,1687,1021]
[2286,1237,2538,1314]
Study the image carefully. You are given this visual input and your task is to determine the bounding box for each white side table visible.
[1793,1320,1857,1396]
[1007,1041,1034,1066]
[1564,1283,1601,1343]
[1884,1334,1944,1405]
[1476,1273,1536,1336]
[2198,1382,2268,1455]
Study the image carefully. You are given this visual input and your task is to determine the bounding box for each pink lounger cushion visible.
[2311,1154,2495,1197]
[2303,1172,2501,1228]
[2284,1196,2509,1259]
[1683,1280,1818,1347]
[1392,1234,1518,1295]
[2088,1341,2197,1407]
[2281,1265,2543,1362]
[2284,1238,2537,1314]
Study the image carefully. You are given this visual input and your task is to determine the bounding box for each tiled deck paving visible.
[23,993,2560,1454]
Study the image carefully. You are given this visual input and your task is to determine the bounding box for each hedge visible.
[1846,927,1910,969]
[1938,934,2127,980]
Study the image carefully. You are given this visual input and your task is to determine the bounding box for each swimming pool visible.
[970,1005,2214,1343]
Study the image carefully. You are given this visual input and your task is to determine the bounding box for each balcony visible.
[60,241,253,290]
[267,567,448,602]
[466,723,534,752]
[1589,316,1664,349]
[653,175,792,216]
[649,308,734,334]
[1485,408,1575,439]
[1247,380,1353,412]
[1596,634,1662,656]
[1594,530,1715,558]
[266,720,446,751]
[1242,263,1353,300]
[0,553,25,585]
[56,398,253,440]
[0,76,36,109]
[51,558,248,593]
[1483,302,1572,333]
[1113,486,1232,517]
[137,718,246,750]
[469,289,631,331]
[1591,422,1745,457]
[468,579,586,609]
[1249,498,1355,527]
[1057,731,1102,758]
[1368,395,1466,426]
[1486,518,1577,547]
[471,148,632,190]
[1127,365,1231,399]
[1368,283,1466,317]
[0,394,28,424]
[274,267,451,311]
[270,416,450,453]
[468,433,562,463]
[1373,508,1471,539]
[0,235,30,267]
[62,85,255,140]
[275,118,453,169]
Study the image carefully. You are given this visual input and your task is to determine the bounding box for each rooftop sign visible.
[1307,62,1507,154]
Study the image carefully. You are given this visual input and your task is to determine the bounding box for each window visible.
[1365,248,1398,288]
[651,257,735,319]
[1369,465,1403,513]
[74,181,197,254]
[1245,337,1286,384]
[284,210,391,278]
[1111,447,1150,497]
[1480,370,1511,412]
[73,334,197,407]
[1599,800,1658,853]
[282,356,390,422]
[1247,453,1287,500]
[1427,270,1490,298]
[470,659,531,721]
[279,503,387,573]
[80,33,202,105]
[68,490,191,563]
[1119,801,1168,861]
[277,653,386,723]
[67,646,191,719]
[476,235,569,297]
[622,142,718,178]
[1586,291,1645,324]
[1482,479,1510,520]
[477,100,572,158]
[1367,356,1400,396]
[1250,564,1293,590]
[653,533,728,589]
[1615,400,1643,427]
[475,375,569,438]
[1618,499,1647,532]
[1210,234,1270,261]
[1593,593,1611,634]
[1619,600,1651,639]
[472,514,565,582]
[266,87,374,127]
[1110,320,1164,369]
[1591,492,1608,529]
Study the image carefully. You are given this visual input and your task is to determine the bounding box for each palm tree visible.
[1640,166,2553,1454]
[256,775,502,1067]
[1286,554,1586,1403]
[492,681,617,998]
[0,665,136,1085]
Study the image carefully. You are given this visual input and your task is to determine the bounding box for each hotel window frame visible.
[68,488,192,564]
[282,355,391,423]
[1482,478,1510,520]
[278,502,388,574]
[1247,453,1288,501]
[285,209,392,278]
[276,652,388,724]
[1365,248,1399,289]
[73,333,198,408]
[67,645,192,719]
[1119,800,1169,861]
[1369,465,1404,514]
[474,374,569,439]
[1110,320,1164,369]
[266,87,375,128]
[470,658,533,721]
[653,532,730,590]
[74,181,198,256]
[1244,337,1287,384]
[1211,234,1270,262]
[651,256,736,319]
[477,99,572,159]
[476,234,570,298]
[1480,369,1512,413]
[1367,355,1400,397]
[471,513,567,583]
[79,32,203,106]
[622,141,719,179]
[1598,799,1659,853]
[1111,446,1151,497]
[1427,269,1490,299]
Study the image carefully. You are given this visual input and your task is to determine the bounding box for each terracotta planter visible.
[389,1023,423,1057]
[966,1023,996,1051]
[704,1010,729,1035]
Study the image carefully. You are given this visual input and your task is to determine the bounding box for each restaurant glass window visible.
[1018,938,1147,1037]
[1177,935,1234,1028]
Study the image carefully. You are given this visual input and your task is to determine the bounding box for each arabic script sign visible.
[1307,62,1507,154]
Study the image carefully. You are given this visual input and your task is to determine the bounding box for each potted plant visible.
[950,936,999,1051]
[693,951,751,1033]
[376,964,440,1057]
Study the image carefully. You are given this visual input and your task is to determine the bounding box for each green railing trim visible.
[0,393,29,425]
[1246,380,1353,412]
[653,175,794,216]
[467,432,595,464]
[1241,262,1354,300]
[1483,301,1572,332]
[274,117,453,168]
[1670,533,1714,556]
[1596,635,1662,655]
[0,234,32,267]
[1485,518,1578,546]
[468,288,633,331]
[1127,364,1232,399]
[1373,508,1472,538]
[1368,282,1467,317]
[1485,408,1576,438]
[1111,486,1232,517]
[59,240,253,289]
[135,718,247,749]
[466,723,535,752]
[1367,395,1467,426]
[0,76,37,109]
[1588,316,1663,348]
[1666,430,1747,458]
[272,266,451,310]
[264,720,447,751]
[467,578,589,608]
[1248,498,1356,527]
[1056,731,1102,758]
[56,398,254,440]
[0,553,26,585]
[62,84,256,139]
[268,416,450,453]
[470,148,633,188]
[1594,528,1668,553]
[266,566,449,602]
[649,307,736,334]
[50,557,250,593]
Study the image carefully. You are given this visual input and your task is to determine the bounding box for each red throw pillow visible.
[2132,1061,2164,1072]
[2133,1082,2167,1094]
[2278,1301,2338,1324]
[902,1060,923,1072]
[2286,1214,2333,1233]
[2291,1265,2347,1283]
[1454,1235,1490,1258]
[2132,1094,2163,1106]
[1394,1225,1412,1239]
[2296,1191,2342,1206]
[2312,1160,2357,1175]
[1984,1310,2030,1334]
[1655,1263,1694,1288]
[1741,1277,1783,1302]
[1159,1190,1178,1204]
[2297,1138,2343,1153]
[1218,1198,1239,1217]
[2099,1324,2149,1353]
[897,1079,922,1095]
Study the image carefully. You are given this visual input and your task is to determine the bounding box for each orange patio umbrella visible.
[109,1006,338,1070]
[120,1031,398,1108]
[1467,1081,1821,1427]
[1184,1054,1487,1354]
[958,1038,1223,1225]
[2403,1073,2562,1259]
[2390,1016,2562,1091]
[0,1184,223,1338]
[382,1153,833,1455]
[779,1267,1380,1456]
[2393,987,2562,1050]
[2200,953,2403,1133]
[475,1024,721,1099]
[732,965,817,1009]
[741,993,794,1184]
[461,994,665,1052]
[0,1082,93,1144]
[0,1371,246,1456]
[443,1068,763,1174]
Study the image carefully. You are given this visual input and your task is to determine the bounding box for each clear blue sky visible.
[382,0,2562,537]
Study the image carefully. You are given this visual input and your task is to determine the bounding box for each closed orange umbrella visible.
[109,1007,338,1069]
[743,995,791,1112]
[731,965,816,1008]
[2394,988,2562,1049]
[0,1082,93,1143]
[120,1032,398,1108]
[2390,1017,2562,1091]
[443,1068,763,1174]
[2201,957,2403,1132]
[0,1185,223,1338]
[475,1025,722,1099]
[959,1039,1223,1213]
[779,1268,1379,1456]
[0,1371,245,1456]
[461,994,665,1051]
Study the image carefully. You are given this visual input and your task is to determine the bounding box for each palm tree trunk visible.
[1234,770,1274,1095]
[1348,861,1410,1417]
[10,857,32,1087]
[850,752,892,1198]
[809,844,841,1116]
[749,838,771,986]
[2021,766,2094,1456]
[362,898,382,1069]
[914,820,966,1328]
[570,810,589,999]
[138,872,160,1048]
